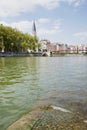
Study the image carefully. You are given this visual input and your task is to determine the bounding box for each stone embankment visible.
[0,52,42,57]
[7,105,87,130]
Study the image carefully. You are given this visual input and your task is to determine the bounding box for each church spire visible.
[32,20,36,36]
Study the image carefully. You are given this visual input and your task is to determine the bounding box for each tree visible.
[0,24,39,53]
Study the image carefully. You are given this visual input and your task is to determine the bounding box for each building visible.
[40,39,50,52]
[32,21,36,36]
[32,20,39,52]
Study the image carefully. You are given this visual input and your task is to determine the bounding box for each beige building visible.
[40,39,87,54]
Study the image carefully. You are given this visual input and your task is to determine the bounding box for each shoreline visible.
[0,52,86,57]
[6,104,87,130]
[0,52,42,57]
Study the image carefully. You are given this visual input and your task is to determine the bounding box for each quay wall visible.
[0,52,42,57]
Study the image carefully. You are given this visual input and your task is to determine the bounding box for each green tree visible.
[0,24,39,53]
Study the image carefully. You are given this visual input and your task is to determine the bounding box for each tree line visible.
[0,24,40,53]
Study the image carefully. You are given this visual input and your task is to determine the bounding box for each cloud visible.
[0,0,85,18]
[74,32,87,37]
[0,0,60,17]
[74,1,82,7]
[73,0,84,7]
[36,19,62,40]
[37,18,50,24]
[61,0,85,7]
[10,21,33,33]
[74,32,87,41]
[38,0,60,10]
[0,0,36,17]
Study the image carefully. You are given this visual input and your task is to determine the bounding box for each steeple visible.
[32,20,36,36]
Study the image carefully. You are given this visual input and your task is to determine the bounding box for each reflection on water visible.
[0,56,87,130]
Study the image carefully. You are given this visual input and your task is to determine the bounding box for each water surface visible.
[0,56,87,130]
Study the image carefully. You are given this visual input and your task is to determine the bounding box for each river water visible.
[0,56,87,130]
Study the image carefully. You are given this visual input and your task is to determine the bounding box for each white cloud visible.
[37,19,62,39]
[73,0,84,7]
[37,18,50,24]
[0,0,36,17]
[0,0,85,18]
[74,32,87,41]
[62,0,84,7]
[74,1,81,7]
[10,21,32,33]
[74,32,87,37]
[0,0,60,17]
[39,0,60,10]
[0,21,8,26]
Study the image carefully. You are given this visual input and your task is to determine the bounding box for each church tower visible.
[32,20,36,36]
[32,20,39,52]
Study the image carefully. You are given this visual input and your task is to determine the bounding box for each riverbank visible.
[0,52,42,57]
[0,52,86,57]
[7,104,87,130]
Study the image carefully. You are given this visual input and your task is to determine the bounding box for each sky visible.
[0,0,87,45]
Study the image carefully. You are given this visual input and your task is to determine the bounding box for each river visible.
[0,56,87,130]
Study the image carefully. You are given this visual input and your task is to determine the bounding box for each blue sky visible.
[0,0,87,45]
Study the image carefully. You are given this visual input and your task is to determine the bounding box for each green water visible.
[0,57,87,130]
